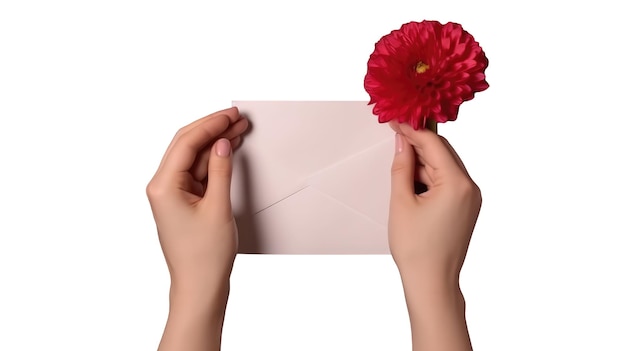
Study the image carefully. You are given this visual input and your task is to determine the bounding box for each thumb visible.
[203,138,233,211]
[390,133,416,203]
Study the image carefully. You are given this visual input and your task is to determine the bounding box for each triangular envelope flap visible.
[306,137,394,227]
[249,186,389,254]
[231,101,312,214]
[232,101,391,177]
[231,151,305,215]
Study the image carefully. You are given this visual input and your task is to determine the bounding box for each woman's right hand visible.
[388,121,481,351]
[388,121,482,283]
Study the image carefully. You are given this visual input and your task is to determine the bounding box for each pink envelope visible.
[231,101,394,254]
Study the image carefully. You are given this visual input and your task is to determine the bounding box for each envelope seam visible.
[253,185,310,215]
[304,136,394,183]
[307,187,386,232]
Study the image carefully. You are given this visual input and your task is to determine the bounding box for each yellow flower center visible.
[415,61,430,74]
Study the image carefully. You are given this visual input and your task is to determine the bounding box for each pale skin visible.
[146,108,481,351]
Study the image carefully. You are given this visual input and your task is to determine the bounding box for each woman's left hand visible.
[147,108,249,351]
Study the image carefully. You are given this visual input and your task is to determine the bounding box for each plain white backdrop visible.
[1,0,625,350]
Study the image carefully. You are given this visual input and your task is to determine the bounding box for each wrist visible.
[401,276,463,304]
[169,278,230,316]
[397,261,460,288]
[158,281,229,351]
[398,265,466,314]
[400,276,470,351]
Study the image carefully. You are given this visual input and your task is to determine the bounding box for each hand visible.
[146,107,248,351]
[388,121,481,351]
[388,121,481,280]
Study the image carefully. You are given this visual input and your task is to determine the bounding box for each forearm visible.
[400,271,472,351]
[158,281,230,351]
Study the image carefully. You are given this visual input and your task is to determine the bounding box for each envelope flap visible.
[306,137,394,227]
[231,150,306,215]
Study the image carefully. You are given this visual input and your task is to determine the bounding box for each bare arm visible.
[158,281,230,351]
[400,272,471,351]
[388,122,481,351]
[146,107,249,351]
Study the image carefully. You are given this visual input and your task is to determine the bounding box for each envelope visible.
[231,101,394,254]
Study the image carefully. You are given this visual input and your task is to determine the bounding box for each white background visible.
[1,0,625,350]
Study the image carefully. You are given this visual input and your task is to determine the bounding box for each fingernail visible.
[395,133,403,153]
[216,138,231,157]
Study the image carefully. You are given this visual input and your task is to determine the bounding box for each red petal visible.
[365,20,488,130]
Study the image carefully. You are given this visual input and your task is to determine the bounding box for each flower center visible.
[415,61,430,74]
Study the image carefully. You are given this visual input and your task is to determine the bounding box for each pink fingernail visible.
[395,133,402,153]
[216,138,231,157]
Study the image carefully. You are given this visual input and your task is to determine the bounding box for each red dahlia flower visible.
[364,20,489,130]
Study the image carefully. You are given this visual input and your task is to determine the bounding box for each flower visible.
[364,20,489,130]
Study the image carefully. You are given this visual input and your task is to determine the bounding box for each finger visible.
[390,133,417,203]
[190,179,205,198]
[225,117,249,140]
[230,135,242,150]
[389,121,401,134]
[198,136,242,197]
[416,164,434,187]
[189,118,249,181]
[396,122,464,180]
[439,136,470,177]
[160,114,231,174]
[203,138,233,216]
[156,107,241,173]
[392,121,435,188]
[190,134,243,182]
